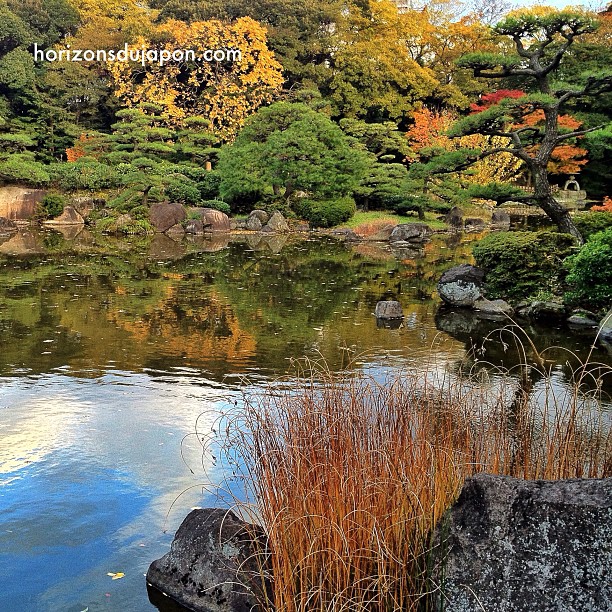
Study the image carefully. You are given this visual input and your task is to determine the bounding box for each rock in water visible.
[263,211,289,233]
[444,207,464,229]
[193,208,231,232]
[599,309,612,342]
[150,202,187,233]
[249,209,269,225]
[246,215,263,231]
[45,206,84,225]
[491,209,511,230]
[375,301,404,320]
[473,297,513,316]
[389,223,431,243]
[437,264,485,308]
[147,508,272,612]
[433,474,612,612]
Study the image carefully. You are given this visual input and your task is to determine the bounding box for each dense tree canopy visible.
[422,9,612,240]
[0,0,608,235]
[218,102,369,204]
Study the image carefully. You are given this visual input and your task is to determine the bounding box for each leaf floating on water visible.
[107,572,125,580]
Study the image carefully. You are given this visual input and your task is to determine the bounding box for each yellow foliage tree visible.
[107,18,284,141]
[328,0,447,118]
[66,0,157,49]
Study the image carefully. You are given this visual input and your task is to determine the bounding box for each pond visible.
[0,228,610,612]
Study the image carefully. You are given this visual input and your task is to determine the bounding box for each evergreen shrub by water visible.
[293,196,356,228]
[472,231,576,301]
[565,227,612,310]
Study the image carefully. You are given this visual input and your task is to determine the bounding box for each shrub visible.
[196,170,222,200]
[472,231,576,301]
[40,193,67,218]
[573,211,612,240]
[294,196,356,228]
[0,156,50,186]
[564,227,612,310]
[50,158,118,191]
[200,199,231,215]
[164,177,202,205]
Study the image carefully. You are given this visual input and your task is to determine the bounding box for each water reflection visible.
[0,228,609,612]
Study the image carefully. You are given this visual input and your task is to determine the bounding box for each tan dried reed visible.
[210,348,611,612]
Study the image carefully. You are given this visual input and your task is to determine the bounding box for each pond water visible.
[0,228,610,612]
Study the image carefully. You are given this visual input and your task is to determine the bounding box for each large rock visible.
[0,186,47,219]
[0,216,18,234]
[437,264,485,308]
[147,508,272,612]
[473,297,513,316]
[150,202,187,233]
[249,210,269,225]
[434,474,612,612]
[444,206,464,229]
[518,300,566,320]
[599,309,612,342]
[246,215,263,231]
[374,300,404,320]
[463,217,486,231]
[491,209,511,230]
[263,211,289,233]
[389,223,431,243]
[185,219,205,235]
[567,309,599,328]
[44,205,84,225]
[196,208,231,232]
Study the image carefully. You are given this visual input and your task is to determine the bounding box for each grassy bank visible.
[343,210,448,232]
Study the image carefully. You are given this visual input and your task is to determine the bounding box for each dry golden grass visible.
[351,218,399,237]
[207,343,611,612]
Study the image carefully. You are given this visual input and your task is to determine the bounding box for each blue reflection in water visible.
[0,457,149,611]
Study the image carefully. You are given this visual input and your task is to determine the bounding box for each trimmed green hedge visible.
[565,227,612,310]
[294,197,356,228]
[472,231,576,301]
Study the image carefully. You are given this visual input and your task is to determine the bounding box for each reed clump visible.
[214,355,611,612]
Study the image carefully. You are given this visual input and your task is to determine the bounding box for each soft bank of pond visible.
[0,227,610,612]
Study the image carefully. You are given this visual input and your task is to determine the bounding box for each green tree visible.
[444,10,612,241]
[218,102,369,204]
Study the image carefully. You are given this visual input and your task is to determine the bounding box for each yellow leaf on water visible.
[107,572,125,580]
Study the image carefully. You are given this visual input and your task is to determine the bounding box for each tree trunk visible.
[530,163,583,243]
[142,185,152,208]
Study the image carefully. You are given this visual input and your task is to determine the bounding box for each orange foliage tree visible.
[65,134,95,162]
[471,90,588,176]
[406,107,522,184]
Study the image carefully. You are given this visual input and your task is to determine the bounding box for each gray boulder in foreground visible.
[433,474,612,612]
[147,508,271,612]
[437,264,485,308]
